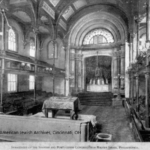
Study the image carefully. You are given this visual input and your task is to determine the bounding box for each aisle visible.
[80,105,135,142]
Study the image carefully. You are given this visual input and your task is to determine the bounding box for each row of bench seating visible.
[2,91,54,115]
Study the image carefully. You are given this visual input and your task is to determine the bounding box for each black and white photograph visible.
[0,0,149,149]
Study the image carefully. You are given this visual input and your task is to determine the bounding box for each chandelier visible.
[95,51,100,77]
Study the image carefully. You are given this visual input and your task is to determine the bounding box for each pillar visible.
[65,44,71,96]
[120,46,125,91]
[125,41,130,98]
[81,56,84,91]
[70,49,75,94]
[113,50,118,94]
[145,72,150,127]
[75,49,78,93]
[0,9,5,112]
[135,74,139,111]
[129,73,132,102]
[33,28,39,101]
[145,0,150,128]
[77,50,82,92]
[132,75,135,103]
[117,50,121,99]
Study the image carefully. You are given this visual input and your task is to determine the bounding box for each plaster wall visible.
[41,37,65,69]
[42,76,65,95]
[1,73,42,94]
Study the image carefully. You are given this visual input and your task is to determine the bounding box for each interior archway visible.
[66,4,128,95]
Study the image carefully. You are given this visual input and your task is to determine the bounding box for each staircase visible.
[77,92,113,106]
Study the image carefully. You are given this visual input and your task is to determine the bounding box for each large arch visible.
[64,3,129,96]
[68,11,127,46]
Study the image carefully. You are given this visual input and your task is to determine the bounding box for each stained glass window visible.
[8,29,16,51]
[83,29,114,45]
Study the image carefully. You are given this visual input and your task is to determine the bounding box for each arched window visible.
[139,34,146,51]
[8,28,16,51]
[30,38,35,57]
[83,29,114,45]
[48,41,58,59]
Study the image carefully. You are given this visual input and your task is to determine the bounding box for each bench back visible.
[0,114,89,142]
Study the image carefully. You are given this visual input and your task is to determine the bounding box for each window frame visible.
[83,29,114,45]
[29,75,35,90]
[7,73,18,93]
[47,40,58,59]
[8,28,17,52]
[29,38,36,58]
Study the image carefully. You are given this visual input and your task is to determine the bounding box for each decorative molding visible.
[42,1,55,19]
[9,0,27,4]
[59,19,67,31]
[62,6,74,21]
[48,0,60,7]
[71,41,124,50]
[73,0,87,10]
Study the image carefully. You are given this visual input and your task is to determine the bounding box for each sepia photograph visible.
[0,0,150,149]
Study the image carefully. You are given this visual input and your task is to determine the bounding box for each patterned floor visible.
[80,105,136,142]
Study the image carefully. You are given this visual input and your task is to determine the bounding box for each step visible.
[77,92,113,106]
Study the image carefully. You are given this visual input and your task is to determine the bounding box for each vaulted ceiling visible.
[0,0,147,43]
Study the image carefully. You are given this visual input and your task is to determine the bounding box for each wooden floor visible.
[80,105,136,142]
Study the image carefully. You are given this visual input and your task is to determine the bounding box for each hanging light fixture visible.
[95,51,99,77]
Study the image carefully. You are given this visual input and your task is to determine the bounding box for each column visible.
[135,74,139,111]
[120,46,125,91]
[52,24,57,96]
[33,28,39,101]
[113,50,118,93]
[0,9,5,112]
[145,72,150,127]
[117,49,121,99]
[132,76,135,102]
[65,44,71,96]
[77,50,82,92]
[131,74,134,105]
[129,74,132,101]
[145,0,150,128]
[129,35,133,100]
[81,56,84,91]
[75,49,78,93]
[129,33,134,64]
[125,41,130,98]
[70,49,75,94]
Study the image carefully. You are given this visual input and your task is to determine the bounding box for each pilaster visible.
[0,9,6,112]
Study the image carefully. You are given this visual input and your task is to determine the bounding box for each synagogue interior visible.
[0,0,150,142]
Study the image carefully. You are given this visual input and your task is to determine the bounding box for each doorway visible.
[85,55,112,92]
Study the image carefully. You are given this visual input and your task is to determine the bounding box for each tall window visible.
[48,41,58,59]
[8,74,17,92]
[30,39,35,57]
[139,34,146,52]
[8,29,16,51]
[83,29,114,45]
[29,75,35,90]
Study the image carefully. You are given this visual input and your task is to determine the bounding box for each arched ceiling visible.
[67,5,127,46]
[0,0,147,41]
